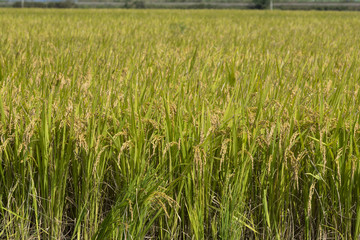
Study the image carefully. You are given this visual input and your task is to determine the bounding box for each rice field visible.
[1,9,360,239]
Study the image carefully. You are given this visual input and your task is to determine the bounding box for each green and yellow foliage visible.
[0,9,360,239]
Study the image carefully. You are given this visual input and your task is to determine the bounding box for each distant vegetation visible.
[6,0,360,9]
[12,1,76,7]
[7,1,360,10]
[1,9,360,240]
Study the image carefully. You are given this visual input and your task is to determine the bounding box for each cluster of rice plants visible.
[0,9,360,239]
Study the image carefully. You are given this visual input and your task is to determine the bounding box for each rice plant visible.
[0,9,360,239]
